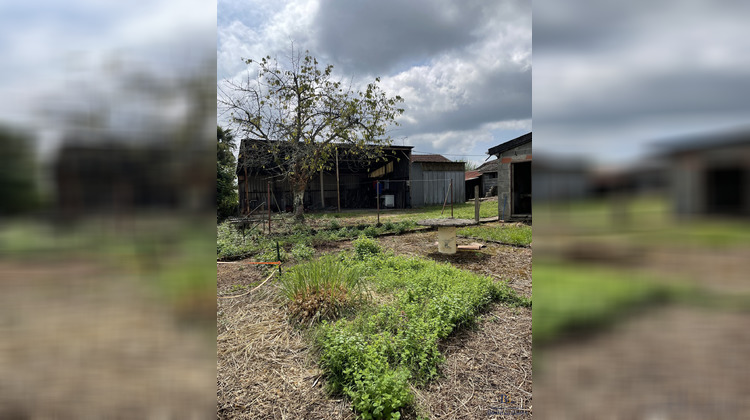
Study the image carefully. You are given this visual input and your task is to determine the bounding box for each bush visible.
[280,256,367,324]
[353,235,381,260]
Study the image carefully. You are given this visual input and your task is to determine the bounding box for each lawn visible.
[457,222,531,247]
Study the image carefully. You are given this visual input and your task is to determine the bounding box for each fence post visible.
[474,185,480,222]
[450,178,453,218]
[267,181,271,234]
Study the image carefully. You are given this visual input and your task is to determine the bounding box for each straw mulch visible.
[217,228,531,419]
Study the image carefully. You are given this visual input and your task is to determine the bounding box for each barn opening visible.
[705,167,745,215]
[512,161,532,215]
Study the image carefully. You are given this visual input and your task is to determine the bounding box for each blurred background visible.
[533,1,750,418]
[0,1,217,418]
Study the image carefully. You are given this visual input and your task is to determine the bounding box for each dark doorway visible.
[705,167,745,215]
[512,161,532,215]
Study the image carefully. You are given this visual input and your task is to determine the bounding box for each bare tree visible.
[219,49,404,220]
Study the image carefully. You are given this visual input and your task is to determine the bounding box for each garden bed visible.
[217,228,532,419]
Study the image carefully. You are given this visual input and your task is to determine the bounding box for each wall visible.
[495,141,532,218]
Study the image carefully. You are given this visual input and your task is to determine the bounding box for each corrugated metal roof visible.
[465,170,481,181]
[488,132,532,156]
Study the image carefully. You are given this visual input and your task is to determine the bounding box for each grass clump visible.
[280,255,368,324]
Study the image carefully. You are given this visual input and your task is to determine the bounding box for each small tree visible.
[219,49,404,220]
[217,126,238,222]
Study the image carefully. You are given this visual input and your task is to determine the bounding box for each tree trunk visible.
[293,188,305,221]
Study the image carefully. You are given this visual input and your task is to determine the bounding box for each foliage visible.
[220,49,404,220]
[353,235,381,260]
[217,126,238,221]
[216,219,419,260]
[315,253,529,418]
[280,255,368,324]
[458,223,532,246]
[290,242,315,261]
[0,125,38,215]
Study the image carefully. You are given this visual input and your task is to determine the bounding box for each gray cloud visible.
[313,0,528,75]
[533,0,750,163]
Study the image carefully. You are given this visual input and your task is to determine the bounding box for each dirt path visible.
[217,230,532,419]
[0,260,215,419]
[534,305,750,419]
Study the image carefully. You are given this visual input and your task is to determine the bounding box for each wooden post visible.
[335,148,341,212]
[450,178,453,218]
[474,185,480,222]
[267,181,271,233]
[320,171,325,210]
[376,180,380,225]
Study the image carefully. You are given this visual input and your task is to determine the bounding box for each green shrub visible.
[280,256,367,324]
[353,235,382,260]
[328,219,342,230]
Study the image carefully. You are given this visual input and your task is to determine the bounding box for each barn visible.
[660,128,750,218]
[236,140,413,214]
[409,154,465,207]
[488,132,532,220]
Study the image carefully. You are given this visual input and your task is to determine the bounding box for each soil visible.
[216,228,532,419]
[0,260,216,419]
[534,305,750,419]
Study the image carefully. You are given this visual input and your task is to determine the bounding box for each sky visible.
[217,0,532,167]
[0,1,216,160]
[533,0,750,166]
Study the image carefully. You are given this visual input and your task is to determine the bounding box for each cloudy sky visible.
[217,0,531,166]
[0,1,215,159]
[533,0,750,166]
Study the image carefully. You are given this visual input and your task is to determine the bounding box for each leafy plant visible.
[291,243,315,261]
[315,253,529,418]
[353,235,382,260]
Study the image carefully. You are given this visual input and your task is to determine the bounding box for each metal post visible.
[267,181,271,233]
[376,180,380,225]
[276,241,281,275]
[474,185,480,222]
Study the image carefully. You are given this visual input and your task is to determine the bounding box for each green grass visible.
[308,246,529,419]
[532,260,670,346]
[280,255,368,324]
[458,223,531,246]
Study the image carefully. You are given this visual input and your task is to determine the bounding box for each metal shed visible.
[410,154,465,207]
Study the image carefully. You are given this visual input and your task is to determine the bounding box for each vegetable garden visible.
[217,209,532,419]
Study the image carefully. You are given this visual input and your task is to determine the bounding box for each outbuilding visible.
[410,154,465,207]
[659,128,750,218]
[488,132,532,220]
